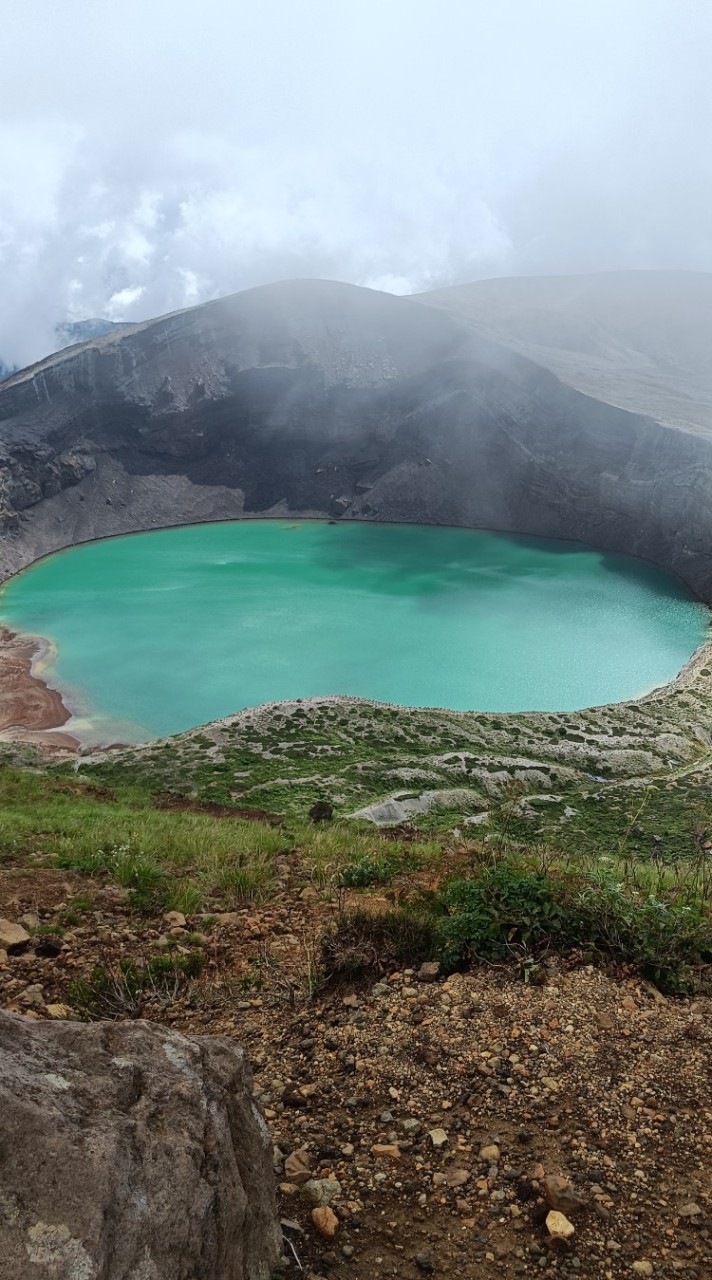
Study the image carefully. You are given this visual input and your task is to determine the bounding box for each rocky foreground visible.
[0,1006,280,1280]
[1,864,711,1280]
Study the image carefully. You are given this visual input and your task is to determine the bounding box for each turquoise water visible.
[0,521,707,742]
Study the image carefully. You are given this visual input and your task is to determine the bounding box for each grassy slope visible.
[1,643,711,991]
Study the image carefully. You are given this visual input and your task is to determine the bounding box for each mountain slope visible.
[0,275,711,601]
[418,270,712,435]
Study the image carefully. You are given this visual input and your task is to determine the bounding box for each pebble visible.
[543,1174,588,1213]
[678,1202,702,1218]
[546,1210,575,1240]
[284,1148,312,1185]
[401,1118,422,1135]
[311,1206,339,1239]
[0,919,30,953]
[163,911,186,927]
[302,1178,341,1207]
[428,1128,448,1148]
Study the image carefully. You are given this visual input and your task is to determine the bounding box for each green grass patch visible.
[0,767,288,910]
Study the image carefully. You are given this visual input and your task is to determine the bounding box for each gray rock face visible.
[0,1009,281,1280]
[0,273,711,600]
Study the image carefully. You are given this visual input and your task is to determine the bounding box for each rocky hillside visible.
[0,274,711,599]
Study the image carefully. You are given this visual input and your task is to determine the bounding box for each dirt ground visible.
[1,862,711,1280]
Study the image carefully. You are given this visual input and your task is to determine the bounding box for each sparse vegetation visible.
[68,953,206,1020]
[321,907,437,980]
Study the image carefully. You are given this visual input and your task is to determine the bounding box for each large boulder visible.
[0,1010,281,1279]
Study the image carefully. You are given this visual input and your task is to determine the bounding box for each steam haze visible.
[1,0,711,366]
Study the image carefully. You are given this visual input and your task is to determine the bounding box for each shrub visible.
[321,907,437,981]
[437,865,570,967]
[69,953,205,1020]
[436,862,712,992]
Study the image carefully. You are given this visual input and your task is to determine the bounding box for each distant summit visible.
[54,318,130,349]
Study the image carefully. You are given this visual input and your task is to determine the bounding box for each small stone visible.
[379,1111,394,1124]
[163,910,186,927]
[417,961,441,983]
[371,1144,401,1160]
[402,1118,422,1135]
[543,1175,589,1214]
[0,919,30,954]
[311,1206,339,1239]
[479,1144,500,1162]
[445,1167,470,1188]
[303,1178,342,1207]
[546,1210,575,1240]
[284,1148,312,1185]
[632,1264,654,1277]
[678,1202,702,1219]
[45,1003,72,1020]
[18,912,40,931]
[280,1218,304,1235]
[415,1253,435,1273]
[19,984,45,1010]
[429,1128,448,1148]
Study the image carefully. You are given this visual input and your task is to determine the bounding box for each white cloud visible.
[0,0,710,366]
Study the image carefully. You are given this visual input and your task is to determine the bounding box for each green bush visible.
[340,847,410,887]
[436,862,712,992]
[437,865,571,966]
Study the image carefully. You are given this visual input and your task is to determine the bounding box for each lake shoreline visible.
[0,626,80,754]
[0,611,710,759]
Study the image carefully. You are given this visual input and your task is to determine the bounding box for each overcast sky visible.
[1,0,711,365]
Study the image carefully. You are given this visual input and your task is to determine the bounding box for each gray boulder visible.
[0,1009,281,1279]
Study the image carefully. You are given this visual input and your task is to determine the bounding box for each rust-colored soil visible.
[0,626,78,752]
